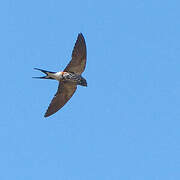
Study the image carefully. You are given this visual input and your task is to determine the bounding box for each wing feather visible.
[44,82,77,117]
[64,33,87,75]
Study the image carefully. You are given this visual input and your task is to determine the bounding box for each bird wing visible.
[44,82,77,117]
[64,33,87,75]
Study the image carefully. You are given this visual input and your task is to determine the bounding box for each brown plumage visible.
[44,82,77,117]
[43,33,87,117]
[64,33,87,75]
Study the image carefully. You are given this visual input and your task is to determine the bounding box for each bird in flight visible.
[34,33,87,117]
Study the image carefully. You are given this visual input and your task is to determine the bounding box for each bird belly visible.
[62,72,87,86]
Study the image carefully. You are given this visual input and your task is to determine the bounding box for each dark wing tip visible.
[72,33,86,59]
[78,32,84,38]
[77,33,85,44]
[44,108,55,118]
[44,105,55,118]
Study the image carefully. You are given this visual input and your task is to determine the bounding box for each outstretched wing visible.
[64,33,87,75]
[44,82,77,117]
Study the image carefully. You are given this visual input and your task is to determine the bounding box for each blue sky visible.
[1,0,180,179]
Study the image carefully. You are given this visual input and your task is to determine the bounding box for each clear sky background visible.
[1,0,180,179]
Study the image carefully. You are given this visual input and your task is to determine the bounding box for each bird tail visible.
[33,68,55,79]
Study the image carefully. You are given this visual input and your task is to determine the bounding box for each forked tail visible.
[33,68,56,79]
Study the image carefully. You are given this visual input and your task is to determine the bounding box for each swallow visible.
[34,33,87,117]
